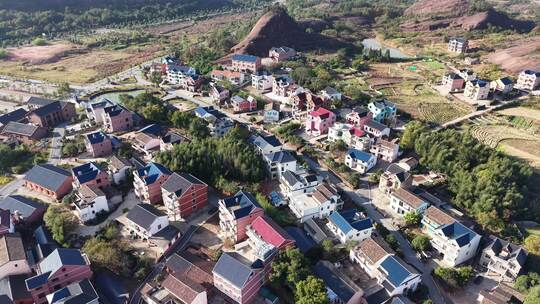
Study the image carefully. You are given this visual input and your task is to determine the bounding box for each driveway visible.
[0,176,25,199]
[49,123,67,165]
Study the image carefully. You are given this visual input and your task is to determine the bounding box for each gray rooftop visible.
[25,164,71,192]
[126,204,166,231]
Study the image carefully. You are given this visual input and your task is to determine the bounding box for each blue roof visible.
[72,162,102,184]
[139,124,162,136]
[440,221,478,247]
[379,256,414,287]
[136,162,171,185]
[104,104,129,117]
[222,191,261,219]
[471,79,488,87]
[26,249,87,290]
[347,149,373,162]
[86,131,108,144]
[232,54,259,63]
[328,210,372,235]
[0,108,28,125]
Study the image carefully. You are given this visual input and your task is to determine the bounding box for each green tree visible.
[82,238,129,275]
[149,72,162,85]
[0,49,7,59]
[44,204,78,246]
[433,266,474,289]
[385,234,399,250]
[188,118,210,139]
[525,236,540,255]
[404,211,422,226]
[32,38,47,46]
[295,275,329,304]
[57,82,71,98]
[515,272,540,293]
[525,285,540,304]
[411,235,431,252]
[270,247,309,288]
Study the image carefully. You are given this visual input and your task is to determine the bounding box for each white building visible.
[108,156,133,185]
[249,134,283,155]
[320,87,342,101]
[389,187,429,217]
[370,139,399,162]
[464,80,490,101]
[327,210,373,244]
[458,69,477,82]
[288,183,340,223]
[124,203,170,240]
[251,72,273,91]
[480,236,528,282]
[73,184,109,222]
[328,123,372,151]
[269,46,296,62]
[490,77,513,95]
[263,150,297,179]
[194,107,233,137]
[422,206,481,266]
[363,120,390,138]
[448,38,468,53]
[345,149,377,174]
[516,70,540,91]
[279,170,322,199]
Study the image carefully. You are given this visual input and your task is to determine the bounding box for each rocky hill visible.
[404,0,469,17]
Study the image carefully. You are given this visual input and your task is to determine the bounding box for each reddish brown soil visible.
[6,43,81,64]
[485,36,540,73]
[404,0,469,17]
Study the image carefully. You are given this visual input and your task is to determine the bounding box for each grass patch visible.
[0,175,14,186]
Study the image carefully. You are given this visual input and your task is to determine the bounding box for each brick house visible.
[291,91,329,119]
[231,96,257,113]
[219,191,264,242]
[305,107,336,136]
[346,107,373,127]
[442,73,465,92]
[0,233,31,280]
[230,54,261,74]
[211,69,245,85]
[448,37,468,53]
[0,122,47,144]
[72,162,111,189]
[209,83,230,105]
[27,101,76,128]
[102,104,133,133]
[24,164,73,200]
[0,108,28,130]
[25,248,92,304]
[0,195,47,225]
[85,131,112,157]
[134,162,172,204]
[213,252,264,304]
[516,70,540,91]
[161,173,209,221]
[269,46,296,62]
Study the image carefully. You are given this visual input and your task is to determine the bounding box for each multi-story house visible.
[379,163,412,196]
[251,72,273,91]
[346,107,372,127]
[448,37,468,53]
[124,203,170,240]
[72,162,111,190]
[288,183,340,223]
[320,87,342,101]
[213,252,264,304]
[442,73,465,92]
[480,236,528,282]
[328,123,372,151]
[108,156,133,185]
[102,104,133,133]
[25,248,92,304]
[209,83,230,105]
[272,76,295,98]
[458,69,477,82]
[269,46,296,62]
[0,122,47,144]
[45,279,99,304]
[0,209,13,236]
[230,54,261,74]
[27,101,76,128]
[389,188,429,216]
[218,191,264,242]
[133,132,161,159]
[0,233,31,280]
[211,69,245,85]
[85,131,112,158]
[194,107,234,137]
[327,210,373,244]
[159,131,184,152]
[0,195,47,225]
[305,107,336,136]
[490,77,513,95]
[0,274,34,304]
[161,173,208,221]
[0,108,27,130]
[292,91,329,119]
[166,64,197,85]
[263,150,297,179]
[516,70,540,91]
[231,95,257,113]
[86,99,114,124]
[250,216,295,250]
[421,206,481,266]
[363,120,390,138]
[73,185,109,223]
[350,237,421,296]
[24,164,73,200]
[279,170,322,199]
[370,139,399,162]
[464,79,490,101]
[249,134,283,155]
[368,100,396,123]
[263,102,280,123]
[133,162,172,204]
[345,149,377,174]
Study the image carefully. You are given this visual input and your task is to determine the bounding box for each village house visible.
[166,64,197,84]
[124,203,170,240]
[279,170,322,199]
[477,284,524,304]
[45,279,99,304]
[0,209,13,236]
[0,122,47,144]
[0,233,31,280]
[209,83,230,105]
[218,191,264,242]
[328,123,372,151]
[346,107,373,127]
[85,131,112,158]
[230,54,261,74]
[269,46,296,62]
[231,95,257,113]
[26,96,55,110]
[464,57,480,65]
[102,104,133,133]
[313,261,366,304]
[263,102,281,123]
[27,101,76,128]
[368,100,396,124]
[263,150,297,179]
[133,132,161,158]
[24,164,73,200]
[194,107,234,137]
[0,108,27,131]
[159,131,185,152]
[320,87,342,101]
[422,206,481,266]
[25,248,92,304]
[161,172,208,221]
[389,187,429,216]
[490,77,513,95]
[272,76,295,98]
[0,195,46,225]
[305,107,336,136]
[516,70,540,91]
[0,274,34,304]
[441,73,465,92]
[249,134,283,155]
[464,79,490,101]
[448,37,468,53]
[251,72,273,91]
[86,99,114,124]
[364,120,391,138]
[370,138,399,162]
[133,162,172,204]
[345,149,377,174]
[291,91,329,119]
[480,236,528,282]
[327,209,373,244]
[211,69,246,85]
[72,162,111,190]
[288,183,340,223]
[73,184,109,223]
[379,163,412,196]
[458,69,477,82]
[108,155,133,185]
[350,237,421,296]
[250,216,295,250]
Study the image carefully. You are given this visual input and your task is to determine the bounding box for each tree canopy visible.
[44,204,78,246]
[270,247,310,288]
[295,275,329,304]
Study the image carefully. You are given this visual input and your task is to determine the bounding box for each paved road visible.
[49,124,67,165]
[0,177,24,199]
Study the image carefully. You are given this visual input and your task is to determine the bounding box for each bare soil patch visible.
[6,43,80,64]
[485,36,540,73]
[498,107,540,122]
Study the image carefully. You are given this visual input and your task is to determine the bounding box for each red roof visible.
[350,127,365,137]
[251,216,295,250]
[308,107,332,119]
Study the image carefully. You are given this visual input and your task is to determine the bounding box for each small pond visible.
[361,38,410,59]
